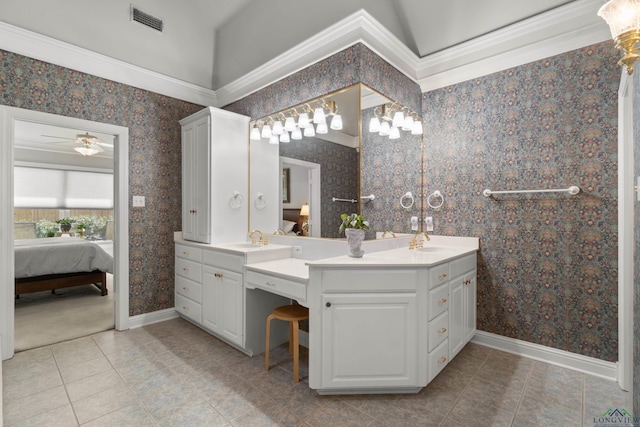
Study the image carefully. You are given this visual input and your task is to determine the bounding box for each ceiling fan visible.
[42,132,113,156]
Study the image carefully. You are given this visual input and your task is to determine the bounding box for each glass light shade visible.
[313,107,326,124]
[300,204,310,216]
[279,131,290,143]
[379,121,390,136]
[330,114,343,130]
[74,146,100,156]
[369,117,381,133]
[389,126,400,139]
[392,111,405,128]
[250,126,262,140]
[411,120,424,135]
[298,113,310,128]
[268,135,279,145]
[304,125,315,137]
[316,122,328,134]
[598,0,640,38]
[402,115,414,131]
[272,120,284,135]
[284,117,296,132]
[291,127,302,140]
[261,124,272,138]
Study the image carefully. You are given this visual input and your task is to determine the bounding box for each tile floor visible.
[2,318,633,426]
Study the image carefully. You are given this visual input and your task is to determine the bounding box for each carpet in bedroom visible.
[14,274,114,351]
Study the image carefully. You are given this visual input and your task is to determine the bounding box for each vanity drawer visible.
[175,293,202,324]
[450,253,476,278]
[245,270,307,304]
[176,244,202,263]
[176,257,202,283]
[428,283,449,320]
[428,339,449,382]
[428,311,449,352]
[175,275,202,303]
[202,250,244,273]
[428,263,450,289]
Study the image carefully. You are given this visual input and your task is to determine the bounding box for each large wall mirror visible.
[249,83,424,240]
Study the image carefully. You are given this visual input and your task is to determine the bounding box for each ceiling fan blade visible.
[95,141,114,148]
[41,134,74,141]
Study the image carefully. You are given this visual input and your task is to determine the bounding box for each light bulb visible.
[402,115,414,131]
[291,127,302,140]
[272,120,283,135]
[261,124,272,139]
[392,111,404,128]
[304,125,315,137]
[313,107,326,124]
[284,117,296,132]
[379,121,390,136]
[298,113,309,128]
[279,131,290,143]
[250,126,262,140]
[268,135,279,145]
[411,120,423,135]
[330,114,343,130]
[316,122,328,134]
[389,126,400,140]
[369,117,381,133]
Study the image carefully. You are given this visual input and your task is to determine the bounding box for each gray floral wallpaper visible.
[0,49,203,316]
[422,42,620,362]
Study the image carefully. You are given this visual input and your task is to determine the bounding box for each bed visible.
[14,237,113,296]
[282,209,303,235]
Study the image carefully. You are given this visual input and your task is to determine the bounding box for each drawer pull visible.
[182,306,189,311]
[182,287,188,291]
[438,298,447,305]
[182,251,189,256]
[437,273,447,280]
[438,356,447,365]
[464,279,471,285]
[438,327,447,334]
[265,282,276,287]
[183,267,189,272]
[214,272,224,279]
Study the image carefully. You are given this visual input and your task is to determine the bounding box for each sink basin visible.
[226,243,261,249]
[416,246,455,253]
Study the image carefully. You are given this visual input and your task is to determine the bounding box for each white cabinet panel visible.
[202,265,243,347]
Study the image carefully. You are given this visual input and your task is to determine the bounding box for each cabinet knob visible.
[438,327,447,334]
[183,267,189,272]
[182,287,188,291]
[464,279,471,285]
[438,273,447,280]
[326,302,332,308]
[182,251,189,256]
[214,272,223,279]
[265,282,276,287]
[182,306,189,311]
[438,298,447,305]
[438,356,447,365]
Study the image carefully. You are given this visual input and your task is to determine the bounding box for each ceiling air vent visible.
[131,5,164,33]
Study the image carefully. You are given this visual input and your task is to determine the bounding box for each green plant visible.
[55,217,73,225]
[45,227,57,237]
[76,224,86,231]
[339,213,370,235]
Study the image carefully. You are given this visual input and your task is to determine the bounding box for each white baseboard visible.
[128,308,179,329]
[472,331,617,381]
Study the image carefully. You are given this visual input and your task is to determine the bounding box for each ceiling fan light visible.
[74,146,100,156]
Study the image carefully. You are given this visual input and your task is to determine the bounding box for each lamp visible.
[598,0,640,74]
[300,203,310,236]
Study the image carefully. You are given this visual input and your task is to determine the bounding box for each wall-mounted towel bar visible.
[332,197,358,203]
[483,186,580,197]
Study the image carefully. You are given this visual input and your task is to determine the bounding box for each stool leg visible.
[292,319,300,382]
[265,314,274,371]
[288,322,294,354]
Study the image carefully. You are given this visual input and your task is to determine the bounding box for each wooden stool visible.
[265,304,309,382]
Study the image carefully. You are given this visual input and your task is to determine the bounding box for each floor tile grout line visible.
[50,345,82,426]
[509,359,536,427]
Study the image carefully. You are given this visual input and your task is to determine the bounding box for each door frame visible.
[0,106,129,360]
[280,156,321,237]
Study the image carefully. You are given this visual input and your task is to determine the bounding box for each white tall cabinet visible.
[180,107,249,244]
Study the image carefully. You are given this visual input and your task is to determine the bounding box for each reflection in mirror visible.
[249,83,423,239]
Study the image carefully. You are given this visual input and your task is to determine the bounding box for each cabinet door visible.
[463,271,477,343]
[202,266,243,346]
[449,277,464,358]
[182,117,211,243]
[321,292,418,389]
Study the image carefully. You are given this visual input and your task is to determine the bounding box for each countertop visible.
[244,258,309,283]
[175,233,292,256]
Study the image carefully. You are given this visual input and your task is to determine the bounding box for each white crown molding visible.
[0,21,217,107]
[472,331,617,381]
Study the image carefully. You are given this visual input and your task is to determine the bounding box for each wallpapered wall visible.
[422,42,620,361]
[633,67,639,416]
[279,138,358,238]
[0,49,203,316]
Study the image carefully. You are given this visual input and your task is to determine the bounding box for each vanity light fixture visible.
[379,121,390,136]
[250,125,262,140]
[279,131,290,143]
[369,116,381,133]
[261,123,273,139]
[268,135,279,145]
[316,122,328,134]
[284,116,297,132]
[598,0,640,74]
[272,120,284,135]
[291,127,302,140]
[304,124,316,137]
[389,126,400,140]
[369,103,423,139]
[298,112,310,128]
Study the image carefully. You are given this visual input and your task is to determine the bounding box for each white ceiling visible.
[0,0,580,90]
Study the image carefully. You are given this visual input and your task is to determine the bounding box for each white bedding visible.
[14,237,113,278]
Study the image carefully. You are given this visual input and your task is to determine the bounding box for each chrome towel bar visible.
[483,186,580,197]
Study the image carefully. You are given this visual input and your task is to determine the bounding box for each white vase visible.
[345,228,365,258]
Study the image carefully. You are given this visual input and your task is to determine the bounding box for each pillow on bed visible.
[282,220,296,234]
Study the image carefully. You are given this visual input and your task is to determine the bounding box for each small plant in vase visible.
[76,223,86,237]
[55,217,74,233]
[339,213,370,258]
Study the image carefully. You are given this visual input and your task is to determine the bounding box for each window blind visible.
[14,166,114,209]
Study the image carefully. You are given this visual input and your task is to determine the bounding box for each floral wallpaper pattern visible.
[1,49,203,316]
[633,67,640,415]
[422,42,620,361]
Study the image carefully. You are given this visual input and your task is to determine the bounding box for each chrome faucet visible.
[249,229,264,245]
[409,232,430,249]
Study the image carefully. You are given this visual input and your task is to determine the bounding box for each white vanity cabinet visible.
[175,244,203,324]
[202,262,244,347]
[448,253,477,358]
[180,107,249,244]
